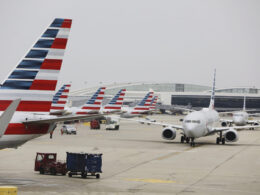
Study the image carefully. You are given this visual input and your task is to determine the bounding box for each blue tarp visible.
[66,152,102,173]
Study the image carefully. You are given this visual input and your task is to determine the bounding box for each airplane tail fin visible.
[209,69,216,110]
[243,95,246,111]
[50,84,71,114]
[132,91,154,113]
[150,96,158,111]
[104,89,126,112]
[0,99,21,137]
[0,18,72,114]
[77,87,106,114]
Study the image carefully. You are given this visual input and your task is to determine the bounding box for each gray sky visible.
[0,0,259,91]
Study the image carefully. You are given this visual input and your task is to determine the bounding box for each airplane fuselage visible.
[233,111,248,126]
[0,113,57,149]
[182,108,219,138]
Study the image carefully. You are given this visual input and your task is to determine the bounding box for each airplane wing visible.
[173,106,196,112]
[248,113,260,117]
[0,99,21,137]
[219,118,233,123]
[23,114,106,125]
[122,118,183,130]
[247,120,260,125]
[209,125,260,134]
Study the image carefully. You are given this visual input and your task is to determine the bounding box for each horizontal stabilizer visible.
[0,99,21,137]
[23,113,107,124]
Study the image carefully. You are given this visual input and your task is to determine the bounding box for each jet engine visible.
[224,128,238,142]
[162,127,176,140]
[254,122,259,126]
[221,121,228,127]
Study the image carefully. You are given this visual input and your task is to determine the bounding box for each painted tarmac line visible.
[125,178,177,184]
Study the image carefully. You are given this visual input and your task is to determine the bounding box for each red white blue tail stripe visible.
[0,18,72,114]
[76,87,106,115]
[150,96,158,111]
[131,92,154,114]
[103,89,126,112]
[50,84,71,114]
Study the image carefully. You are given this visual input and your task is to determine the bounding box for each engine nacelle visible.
[254,122,259,126]
[224,128,238,142]
[221,122,227,127]
[162,127,176,140]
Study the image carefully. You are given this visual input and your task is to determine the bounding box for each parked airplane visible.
[220,96,259,127]
[50,84,71,115]
[0,18,105,149]
[121,91,154,118]
[149,96,158,112]
[134,70,259,146]
[65,87,106,115]
[100,89,126,113]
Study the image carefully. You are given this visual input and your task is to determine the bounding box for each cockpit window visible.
[184,120,200,124]
[234,113,243,117]
[192,120,200,124]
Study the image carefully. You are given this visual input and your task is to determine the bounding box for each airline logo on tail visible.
[0,18,72,114]
[131,92,154,114]
[50,84,71,114]
[150,96,158,111]
[0,18,72,138]
[103,89,126,112]
[76,87,106,115]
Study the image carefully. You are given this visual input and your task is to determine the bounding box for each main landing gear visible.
[190,138,195,147]
[216,131,225,145]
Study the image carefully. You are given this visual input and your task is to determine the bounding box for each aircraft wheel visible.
[186,137,190,143]
[221,138,225,145]
[181,136,185,143]
[216,137,220,144]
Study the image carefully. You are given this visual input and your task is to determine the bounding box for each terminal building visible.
[69,82,260,111]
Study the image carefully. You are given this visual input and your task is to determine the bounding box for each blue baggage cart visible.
[66,152,102,178]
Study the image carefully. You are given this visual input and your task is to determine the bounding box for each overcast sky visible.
[0,0,259,91]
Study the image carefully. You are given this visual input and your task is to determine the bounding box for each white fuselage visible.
[0,112,57,149]
[182,108,219,138]
[232,111,248,126]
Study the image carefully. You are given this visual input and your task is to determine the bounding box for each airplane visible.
[50,84,71,115]
[133,70,260,146]
[149,96,158,112]
[0,18,106,149]
[65,87,106,115]
[120,91,154,118]
[100,89,126,113]
[220,96,259,128]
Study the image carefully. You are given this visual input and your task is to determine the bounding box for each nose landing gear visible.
[180,135,190,143]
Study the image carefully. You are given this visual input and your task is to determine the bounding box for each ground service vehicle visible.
[35,153,67,175]
[90,120,100,129]
[61,125,77,134]
[66,152,102,178]
[105,117,120,130]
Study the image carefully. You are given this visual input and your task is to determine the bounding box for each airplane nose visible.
[184,124,196,137]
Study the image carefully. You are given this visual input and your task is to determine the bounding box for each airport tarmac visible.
[0,114,260,195]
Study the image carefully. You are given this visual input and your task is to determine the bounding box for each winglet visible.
[209,69,216,110]
[0,99,21,137]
